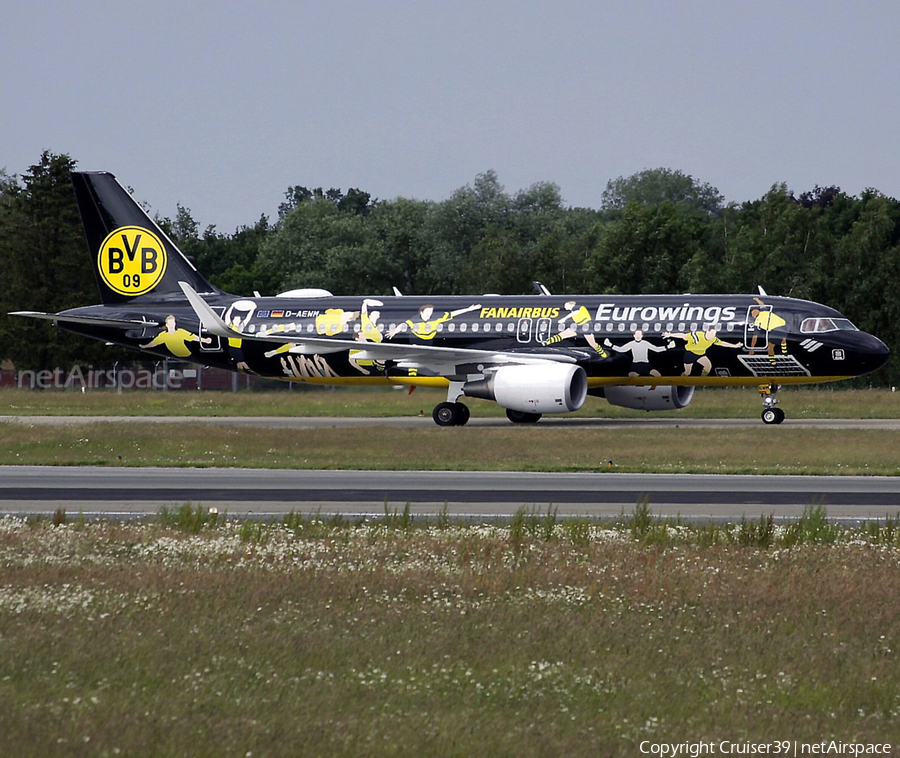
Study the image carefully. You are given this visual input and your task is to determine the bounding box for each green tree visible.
[821,192,900,384]
[257,197,399,296]
[367,197,435,295]
[528,208,603,294]
[278,185,372,218]
[186,215,271,296]
[424,170,512,293]
[718,184,824,297]
[584,201,704,294]
[0,152,126,371]
[601,168,723,216]
[460,224,528,294]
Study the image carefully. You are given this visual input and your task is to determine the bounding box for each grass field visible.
[1,512,898,757]
[2,419,900,474]
[3,390,899,755]
[2,387,900,474]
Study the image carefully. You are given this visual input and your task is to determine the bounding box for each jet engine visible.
[463,364,588,414]
[599,385,695,411]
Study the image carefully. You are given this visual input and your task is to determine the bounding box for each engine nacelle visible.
[600,384,695,411]
[464,364,588,414]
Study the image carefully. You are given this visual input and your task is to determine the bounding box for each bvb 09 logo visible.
[98,226,168,296]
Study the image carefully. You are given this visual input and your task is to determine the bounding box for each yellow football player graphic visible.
[350,299,385,375]
[223,300,257,372]
[316,308,359,336]
[543,300,608,357]
[663,325,741,377]
[388,303,480,340]
[224,300,257,332]
[140,315,211,358]
[749,296,788,360]
[264,342,293,359]
[358,298,384,344]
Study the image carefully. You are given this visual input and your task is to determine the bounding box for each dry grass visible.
[1,515,898,757]
[1,420,899,474]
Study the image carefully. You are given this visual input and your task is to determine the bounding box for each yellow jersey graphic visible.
[406,312,452,339]
[142,328,199,357]
[316,309,354,336]
[684,330,721,355]
[753,310,787,331]
[97,226,167,296]
[140,315,209,357]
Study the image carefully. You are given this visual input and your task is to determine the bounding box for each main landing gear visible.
[759,384,785,425]
[432,401,470,426]
[432,380,473,426]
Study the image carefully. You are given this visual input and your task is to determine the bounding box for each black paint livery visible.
[11,173,890,425]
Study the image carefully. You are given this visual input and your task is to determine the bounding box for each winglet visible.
[178,281,235,338]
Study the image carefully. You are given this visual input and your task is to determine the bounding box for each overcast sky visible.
[3,1,898,232]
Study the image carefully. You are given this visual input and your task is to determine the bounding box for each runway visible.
[3,414,900,430]
[2,466,898,521]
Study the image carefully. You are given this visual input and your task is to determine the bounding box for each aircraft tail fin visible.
[71,171,221,305]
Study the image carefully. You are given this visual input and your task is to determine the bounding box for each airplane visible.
[10,172,890,426]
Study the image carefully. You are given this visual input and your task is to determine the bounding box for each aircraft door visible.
[516,318,533,343]
[744,305,771,350]
[535,317,551,344]
[200,307,225,351]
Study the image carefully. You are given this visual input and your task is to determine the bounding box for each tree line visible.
[1,151,897,384]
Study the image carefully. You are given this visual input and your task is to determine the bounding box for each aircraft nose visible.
[858,332,890,373]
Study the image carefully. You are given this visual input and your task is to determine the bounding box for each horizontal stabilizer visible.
[9,311,160,329]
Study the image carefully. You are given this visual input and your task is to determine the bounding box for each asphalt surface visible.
[1,466,898,521]
[3,414,898,520]
[3,415,900,429]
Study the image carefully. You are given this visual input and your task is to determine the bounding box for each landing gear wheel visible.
[761,407,785,425]
[432,402,470,426]
[506,408,542,424]
[758,383,784,425]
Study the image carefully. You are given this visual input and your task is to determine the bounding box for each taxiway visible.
[1,466,898,521]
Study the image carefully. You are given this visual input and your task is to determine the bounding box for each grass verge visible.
[1,420,899,473]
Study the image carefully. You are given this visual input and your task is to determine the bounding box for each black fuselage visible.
[59,292,889,387]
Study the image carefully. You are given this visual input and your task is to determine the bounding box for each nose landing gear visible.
[759,384,785,424]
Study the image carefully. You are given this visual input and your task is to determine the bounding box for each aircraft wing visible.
[179,282,578,367]
[9,311,160,328]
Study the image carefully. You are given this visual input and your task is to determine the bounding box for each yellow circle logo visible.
[97,226,168,296]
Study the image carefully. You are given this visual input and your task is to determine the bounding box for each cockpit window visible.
[800,317,859,333]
